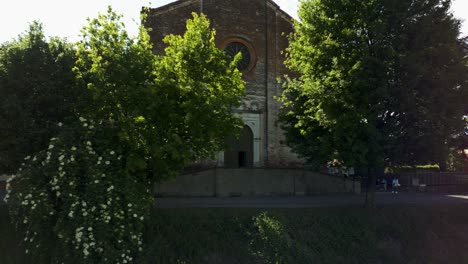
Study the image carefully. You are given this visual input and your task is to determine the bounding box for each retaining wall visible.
[155,169,360,197]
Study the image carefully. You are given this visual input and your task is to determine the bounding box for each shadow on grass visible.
[3,204,468,263]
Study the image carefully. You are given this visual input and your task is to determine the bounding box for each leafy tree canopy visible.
[280,0,468,172]
[388,0,468,169]
[74,9,244,181]
[0,22,82,174]
[6,7,245,263]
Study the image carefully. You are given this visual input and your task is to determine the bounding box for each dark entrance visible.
[225,125,254,168]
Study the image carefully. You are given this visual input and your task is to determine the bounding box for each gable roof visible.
[148,0,295,25]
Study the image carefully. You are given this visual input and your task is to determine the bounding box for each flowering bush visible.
[5,117,153,264]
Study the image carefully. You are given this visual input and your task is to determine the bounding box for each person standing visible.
[392,177,400,194]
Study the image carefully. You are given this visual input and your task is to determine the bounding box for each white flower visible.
[68,211,74,218]
[89,125,94,129]
[86,141,92,146]
[133,214,137,218]
[110,151,115,155]
[88,227,93,231]
[94,180,99,184]
[58,155,65,161]
[83,123,88,127]
[128,203,132,207]
[24,156,31,160]
[105,161,110,165]
[79,117,87,122]
[3,193,10,203]
[48,144,54,150]
[58,122,63,127]
[98,156,103,161]
[71,146,77,151]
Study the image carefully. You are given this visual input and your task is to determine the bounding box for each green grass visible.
[3,204,468,263]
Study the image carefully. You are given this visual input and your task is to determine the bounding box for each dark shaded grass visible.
[2,204,468,263]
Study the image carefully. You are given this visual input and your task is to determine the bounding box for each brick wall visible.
[145,0,301,167]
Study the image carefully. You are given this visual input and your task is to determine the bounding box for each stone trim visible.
[220,36,257,73]
[218,113,262,167]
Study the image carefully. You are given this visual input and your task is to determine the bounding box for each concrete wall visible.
[155,169,361,197]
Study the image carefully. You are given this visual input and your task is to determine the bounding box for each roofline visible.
[147,0,198,15]
[145,0,295,25]
[266,0,295,25]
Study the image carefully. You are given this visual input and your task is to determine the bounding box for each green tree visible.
[0,22,83,174]
[75,10,244,181]
[388,0,468,170]
[6,8,244,263]
[280,0,468,206]
[280,0,397,207]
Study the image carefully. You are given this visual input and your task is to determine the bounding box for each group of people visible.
[377,177,400,193]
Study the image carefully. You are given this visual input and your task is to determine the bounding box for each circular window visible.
[221,37,256,72]
[224,42,251,71]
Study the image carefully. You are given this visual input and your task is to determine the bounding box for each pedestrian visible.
[392,177,400,194]
[382,178,387,191]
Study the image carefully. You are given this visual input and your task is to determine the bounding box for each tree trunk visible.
[438,157,447,172]
[364,168,376,211]
[438,140,448,172]
[439,162,447,172]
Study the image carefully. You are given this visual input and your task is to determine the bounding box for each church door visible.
[224,125,254,168]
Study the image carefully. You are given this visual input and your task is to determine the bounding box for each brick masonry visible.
[145,0,301,167]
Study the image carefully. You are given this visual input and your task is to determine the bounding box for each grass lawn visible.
[2,204,468,263]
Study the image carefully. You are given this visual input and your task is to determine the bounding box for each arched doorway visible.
[224,125,254,168]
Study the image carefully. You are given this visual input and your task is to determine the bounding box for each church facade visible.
[146,0,301,168]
